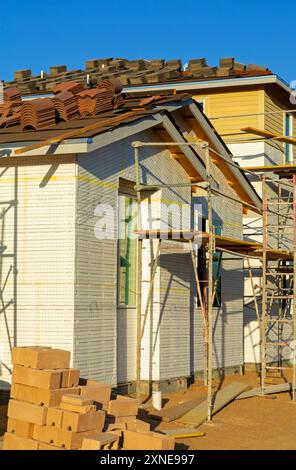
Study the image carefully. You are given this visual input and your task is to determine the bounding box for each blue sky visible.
[2,0,295,84]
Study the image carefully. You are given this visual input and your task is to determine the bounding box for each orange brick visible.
[12,365,62,389]
[60,369,80,388]
[106,422,127,432]
[62,409,105,432]
[12,347,70,369]
[116,415,137,422]
[33,424,59,445]
[56,429,97,450]
[61,394,93,406]
[104,426,123,446]
[47,408,64,427]
[123,430,175,450]
[81,432,119,450]
[108,397,138,417]
[11,383,79,406]
[7,418,34,439]
[60,396,96,413]
[80,380,111,410]
[102,440,120,450]
[3,432,39,450]
[39,442,66,450]
[107,414,137,425]
[126,419,150,432]
[8,399,47,426]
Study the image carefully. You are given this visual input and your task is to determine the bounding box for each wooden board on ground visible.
[160,428,205,439]
[236,382,292,400]
[150,397,204,422]
[178,382,250,427]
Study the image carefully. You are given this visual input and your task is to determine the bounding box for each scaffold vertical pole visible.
[293,174,296,400]
[134,143,143,402]
[261,175,267,396]
[205,144,214,421]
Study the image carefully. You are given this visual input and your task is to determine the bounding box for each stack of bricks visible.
[2,346,116,450]
[3,346,175,450]
[34,394,107,450]
[81,394,175,450]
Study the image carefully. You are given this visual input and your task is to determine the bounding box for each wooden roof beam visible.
[241,127,277,138]
[241,127,296,146]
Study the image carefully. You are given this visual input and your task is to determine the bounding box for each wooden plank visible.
[236,383,292,400]
[178,382,250,427]
[241,128,296,146]
[240,127,277,138]
[244,164,296,174]
[274,136,296,146]
[149,397,204,422]
[161,428,205,438]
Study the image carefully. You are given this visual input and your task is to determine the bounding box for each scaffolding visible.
[259,172,296,397]
[132,139,296,422]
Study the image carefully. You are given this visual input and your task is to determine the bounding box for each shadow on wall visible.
[0,379,11,392]
[189,254,244,386]
[148,249,191,392]
[0,165,18,385]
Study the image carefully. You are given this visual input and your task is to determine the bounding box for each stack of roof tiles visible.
[52,91,79,121]
[0,87,22,128]
[20,98,56,130]
[52,81,84,95]
[4,87,22,101]
[0,101,22,119]
[0,78,126,130]
[109,79,124,109]
[76,79,122,116]
[2,57,273,96]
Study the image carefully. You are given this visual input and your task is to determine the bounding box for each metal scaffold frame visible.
[131,139,296,421]
[260,173,296,398]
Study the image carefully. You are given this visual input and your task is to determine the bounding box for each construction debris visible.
[3,346,176,450]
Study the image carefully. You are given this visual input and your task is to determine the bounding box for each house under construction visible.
[0,62,296,423]
[0,83,263,395]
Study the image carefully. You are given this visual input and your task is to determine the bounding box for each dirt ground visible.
[139,370,296,450]
[1,371,296,450]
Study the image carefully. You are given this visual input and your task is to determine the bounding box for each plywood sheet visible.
[236,383,292,400]
[178,382,250,427]
[150,397,204,422]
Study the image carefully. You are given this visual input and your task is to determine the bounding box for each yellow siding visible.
[264,91,284,136]
[264,89,296,163]
[264,90,285,163]
[294,117,296,163]
[193,87,263,141]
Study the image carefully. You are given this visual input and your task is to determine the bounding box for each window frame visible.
[117,193,138,308]
[284,112,293,164]
[197,217,222,308]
